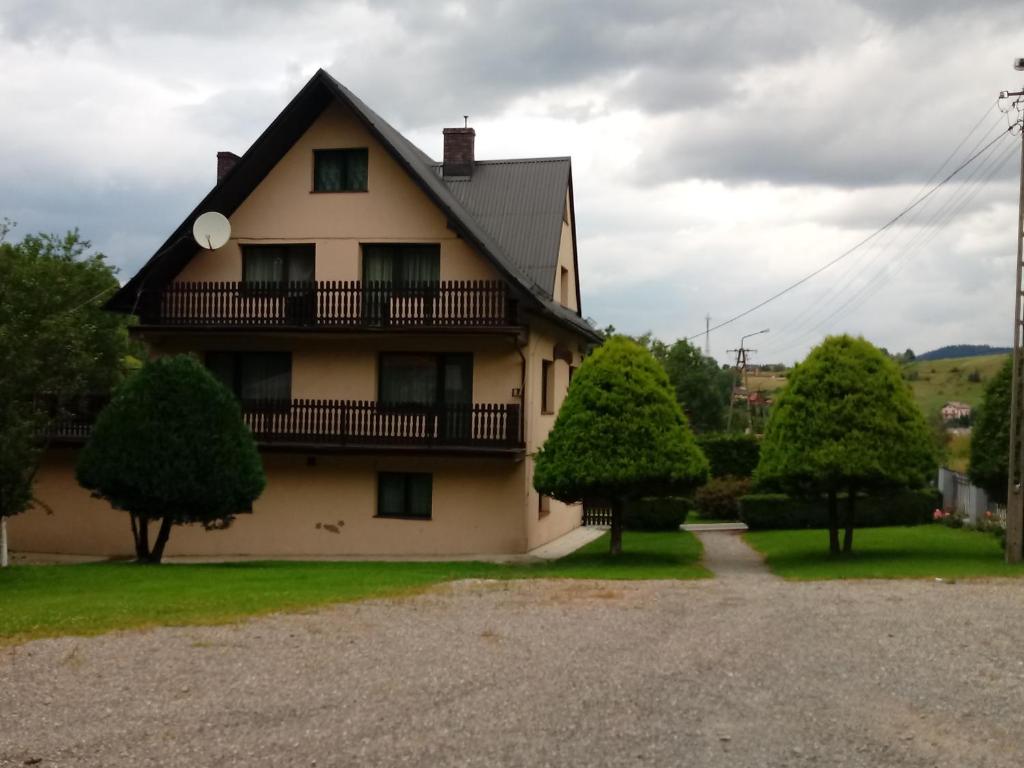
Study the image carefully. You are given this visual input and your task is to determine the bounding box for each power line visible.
[764,107,1009,342]
[687,119,1020,343]
[763,127,1016,353]
[759,134,1020,359]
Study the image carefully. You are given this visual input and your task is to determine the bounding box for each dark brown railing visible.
[45,400,523,451]
[142,280,516,329]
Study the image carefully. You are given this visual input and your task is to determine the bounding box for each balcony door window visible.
[379,353,472,440]
[206,351,292,409]
[242,245,315,287]
[362,244,440,289]
[379,353,471,407]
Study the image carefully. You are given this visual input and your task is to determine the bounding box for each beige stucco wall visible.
[521,315,587,550]
[176,101,499,286]
[149,334,523,405]
[12,449,529,557]
[554,189,579,312]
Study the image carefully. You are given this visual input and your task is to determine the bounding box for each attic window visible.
[313,148,368,192]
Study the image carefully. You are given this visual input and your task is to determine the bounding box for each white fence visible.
[937,467,991,525]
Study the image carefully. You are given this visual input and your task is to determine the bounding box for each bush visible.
[624,497,692,531]
[76,355,266,563]
[739,488,940,530]
[695,476,752,520]
[696,434,760,478]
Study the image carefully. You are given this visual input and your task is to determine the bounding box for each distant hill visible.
[916,345,1010,361]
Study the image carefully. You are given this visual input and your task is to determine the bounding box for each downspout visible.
[513,333,528,446]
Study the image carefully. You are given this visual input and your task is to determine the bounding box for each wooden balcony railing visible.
[139,280,517,330]
[44,400,524,452]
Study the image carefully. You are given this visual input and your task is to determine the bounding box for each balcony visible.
[44,400,524,457]
[135,280,518,332]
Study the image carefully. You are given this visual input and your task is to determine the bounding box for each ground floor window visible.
[377,472,433,519]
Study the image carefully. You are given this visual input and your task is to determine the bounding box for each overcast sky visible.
[2,0,1023,363]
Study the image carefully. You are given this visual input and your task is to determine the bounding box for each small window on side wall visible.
[314,148,368,192]
[377,472,432,519]
[541,360,554,414]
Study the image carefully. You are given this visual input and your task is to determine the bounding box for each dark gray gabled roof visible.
[433,158,570,294]
[107,69,598,341]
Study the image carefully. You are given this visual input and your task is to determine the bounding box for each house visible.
[941,401,972,422]
[11,69,600,558]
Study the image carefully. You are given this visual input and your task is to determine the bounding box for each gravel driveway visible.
[4,546,1024,767]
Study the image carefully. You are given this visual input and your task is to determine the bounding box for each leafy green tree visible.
[755,335,937,555]
[533,336,709,554]
[0,222,131,565]
[657,339,732,432]
[77,355,266,563]
[969,356,1011,504]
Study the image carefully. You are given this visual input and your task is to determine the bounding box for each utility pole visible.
[705,314,711,355]
[1002,66,1024,564]
[727,328,769,431]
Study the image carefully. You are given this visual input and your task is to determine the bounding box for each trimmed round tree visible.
[77,355,265,563]
[756,335,937,554]
[533,336,709,555]
[969,355,1011,504]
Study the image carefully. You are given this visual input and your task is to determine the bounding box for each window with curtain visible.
[242,245,315,286]
[377,472,432,518]
[314,148,368,192]
[379,354,438,406]
[362,244,440,289]
[206,351,291,409]
[379,353,471,408]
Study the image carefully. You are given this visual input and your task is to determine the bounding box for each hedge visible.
[695,476,752,521]
[739,488,940,530]
[696,434,760,478]
[624,497,693,531]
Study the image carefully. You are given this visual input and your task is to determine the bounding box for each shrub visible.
[695,476,752,520]
[696,434,760,478]
[624,497,692,531]
[77,355,266,563]
[739,488,940,530]
[755,335,937,554]
[534,336,708,554]
[969,356,1011,504]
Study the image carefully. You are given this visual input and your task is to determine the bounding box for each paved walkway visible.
[695,529,777,581]
[13,525,605,566]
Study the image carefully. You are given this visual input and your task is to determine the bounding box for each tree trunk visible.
[130,513,150,562]
[843,484,857,554]
[149,516,175,564]
[827,489,840,555]
[1,516,8,568]
[609,498,624,556]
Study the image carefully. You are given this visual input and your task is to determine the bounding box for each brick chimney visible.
[217,151,240,183]
[442,127,475,177]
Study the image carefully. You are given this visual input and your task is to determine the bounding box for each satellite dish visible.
[192,211,231,250]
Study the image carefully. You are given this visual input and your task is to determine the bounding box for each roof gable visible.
[107,69,597,341]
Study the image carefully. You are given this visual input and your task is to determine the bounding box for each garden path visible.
[695,529,777,581]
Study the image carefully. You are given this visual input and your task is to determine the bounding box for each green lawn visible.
[745,525,1024,580]
[0,531,707,643]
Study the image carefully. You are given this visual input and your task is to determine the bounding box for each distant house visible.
[941,401,972,422]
